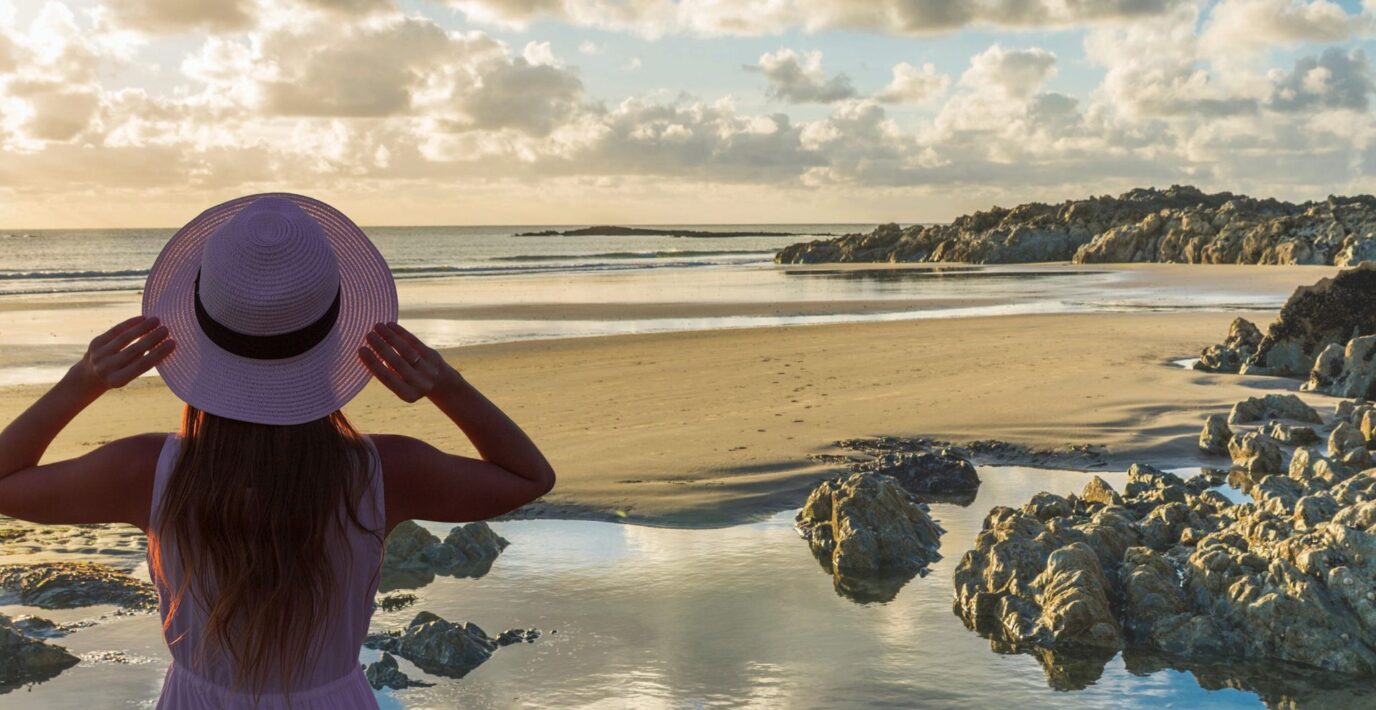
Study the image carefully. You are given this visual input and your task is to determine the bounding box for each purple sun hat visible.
[142,193,397,425]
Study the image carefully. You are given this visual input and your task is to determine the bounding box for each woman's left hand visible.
[69,315,176,396]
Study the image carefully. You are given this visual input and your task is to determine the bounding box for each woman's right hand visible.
[359,322,460,403]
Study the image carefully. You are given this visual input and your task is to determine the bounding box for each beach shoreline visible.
[1,261,1342,526]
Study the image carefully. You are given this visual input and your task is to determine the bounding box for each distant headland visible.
[776,185,1376,267]
[516,226,836,238]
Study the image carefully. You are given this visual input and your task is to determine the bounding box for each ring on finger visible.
[407,353,422,365]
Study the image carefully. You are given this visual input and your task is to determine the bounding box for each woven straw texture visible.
[142,193,397,425]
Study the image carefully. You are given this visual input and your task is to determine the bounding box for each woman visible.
[0,194,555,708]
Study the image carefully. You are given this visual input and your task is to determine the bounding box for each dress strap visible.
[148,432,182,531]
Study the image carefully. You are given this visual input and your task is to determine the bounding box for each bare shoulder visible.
[368,433,439,465]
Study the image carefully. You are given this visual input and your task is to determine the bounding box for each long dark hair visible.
[150,404,379,699]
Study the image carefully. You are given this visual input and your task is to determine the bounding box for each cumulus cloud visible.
[959,45,1057,101]
[753,49,856,104]
[1267,48,1373,112]
[875,62,950,104]
[1200,0,1357,56]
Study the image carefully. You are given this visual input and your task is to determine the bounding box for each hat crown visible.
[198,196,341,336]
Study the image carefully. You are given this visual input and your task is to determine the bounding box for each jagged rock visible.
[380,521,510,591]
[496,628,541,646]
[364,652,433,690]
[0,562,155,611]
[953,465,1376,680]
[0,614,79,690]
[1227,394,1323,425]
[851,447,981,500]
[796,471,944,602]
[1196,318,1264,373]
[1260,420,1320,446]
[1199,415,1233,455]
[1228,433,1284,477]
[1244,264,1376,377]
[365,611,503,678]
[1329,421,1367,458]
[1306,335,1376,399]
[1124,464,1188,509]
[1081,476,1124,507]
[1289,446,1351,488]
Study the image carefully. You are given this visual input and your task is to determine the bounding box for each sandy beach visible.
[0,263,1340,526]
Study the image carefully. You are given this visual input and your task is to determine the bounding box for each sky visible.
[1,0,1376,228]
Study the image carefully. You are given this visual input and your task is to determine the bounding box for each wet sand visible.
[0,263,1342,525]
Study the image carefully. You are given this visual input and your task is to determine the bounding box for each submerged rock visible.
[0,614,79,691]
[1195,318,1263,374]
[795,471,944,603]
[366,611,503,678]
[364,652,433,690]
[0,562,155,611]
[953,464,1376,678]
[380,521,510,591]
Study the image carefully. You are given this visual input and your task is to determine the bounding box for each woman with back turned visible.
[0,194,556,708]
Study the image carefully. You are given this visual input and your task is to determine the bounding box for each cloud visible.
[1267,47,1373,112]
[1200,0,1358,56]
[106,0,258,33]
[959,44,1057,100]
[444,0,1191,37]
[754,49,856,104]
[875,62,950,104]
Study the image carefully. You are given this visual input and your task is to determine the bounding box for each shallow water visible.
[4,466,1371,709]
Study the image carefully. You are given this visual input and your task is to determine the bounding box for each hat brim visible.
[142,193,398,426]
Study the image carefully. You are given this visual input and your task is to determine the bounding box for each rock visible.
[1196,318,1264,373]
[1244,263,1376,377]
[795,472,944,602]
[1289,446,1351,488]
[1198,415,1233,455]
[852,448,981,501]
[0,562,155,611]
[1228,433,1284,477]
[1260,420,1320,446]
[376,593,418,613]
[365,611,508,678]
[380,521,510,591]
[1227,394,1323,425]
[1306,335,1376,400]
[496,628,540,646]
[0,614,79,689]
[364,652,433,690]
[953,458,1376,679]
[1081,476,1124,507]
[1329,421,1367,458]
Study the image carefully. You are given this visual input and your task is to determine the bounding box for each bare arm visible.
[359,322,555,533]
[0,316,175,528]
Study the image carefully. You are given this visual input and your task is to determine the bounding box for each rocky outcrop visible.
[0,562,155,611]
[1304,334,1376,399]
[1228,432,1284,477]
[851,447,981,501]
[1195,318,1263,374]
[380,521,510,592]
[953,460,1376,677]
[795,471,945,603]
[0,614,79,691]
[1227,394,1322,425]
[776,186,1376,267]
[364,652,433,690]
[1243,264,1376,377]
[365,611,537,679]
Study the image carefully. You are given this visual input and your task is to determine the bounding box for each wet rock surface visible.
[365,611,538,679]
[776,186,1376,268]
[364,652,433,690]
[1244,263,1376,377]
[0,614,80,692]
[380,521,510,592]
[953,451,1376,677]
[0,562,155,611]
[796,472,945,603]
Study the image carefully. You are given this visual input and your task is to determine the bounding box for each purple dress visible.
[147,433,384,709]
